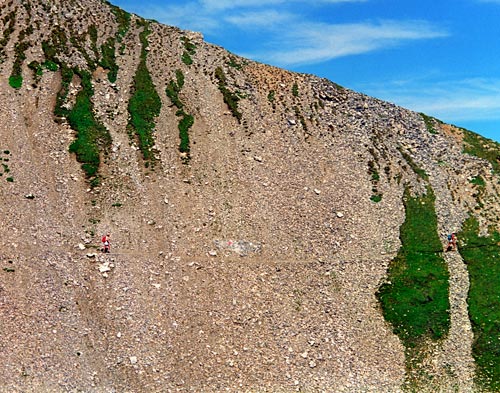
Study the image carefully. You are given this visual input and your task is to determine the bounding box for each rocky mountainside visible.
[1,0,500,391]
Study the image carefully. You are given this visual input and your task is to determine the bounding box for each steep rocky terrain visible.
[1,0,500,392]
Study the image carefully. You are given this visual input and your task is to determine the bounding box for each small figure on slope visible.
[101,233,111,253]
[446,233,457,252]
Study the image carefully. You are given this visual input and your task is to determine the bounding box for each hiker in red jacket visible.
[101,233,111,253]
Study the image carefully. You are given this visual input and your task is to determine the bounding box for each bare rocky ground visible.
[1,0,499,391]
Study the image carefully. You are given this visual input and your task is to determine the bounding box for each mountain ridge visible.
[1,0,500,391]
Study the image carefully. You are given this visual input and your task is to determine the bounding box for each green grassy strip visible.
[70,35,95,70]
[214,66,242,123]
[107,2,131,41]
[42,34,110,181]
[166,69,194,157]
[9,26,33,88]
[0,9,16,63]
[180,36,196,65]
[88,25,99,62]
[41,27,68,60]
[398,147,429,181]
[178,112,193,155]
[420,113,438,134]
[127,23,161,165]
[458,216,500,391]
[227,55,242,70]
[377,186,450,367]
[462,128,500,174]
[0,149,12,182]
[67,70,111,179]
[100,37,118,83]
[165,70,184,110]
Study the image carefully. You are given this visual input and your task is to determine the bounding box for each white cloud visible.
[247,20,448,66]
[132,3,220,33]
[225,10,296,28]
[363,77,500,123]
[132,0,370,32]
[115,1,448,69]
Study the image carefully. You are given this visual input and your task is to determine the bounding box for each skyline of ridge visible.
[111,0,500,143]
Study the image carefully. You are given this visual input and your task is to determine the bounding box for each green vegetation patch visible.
[420,113,439,135]
[181,36,196,65]
[470,175,486,187]
[165,69,184,110]
[9,27,32,89]
[42,27,69,62]
[100,37,118,83]
[8,74,22,89]
[166,69,194,159]
[377,186,450,372]
[368,148,382,202]
[267,90,275,103]
[458,216,500,391]
[227,55,243,70]
[215,66,242,123]
[107,2,131,41]
[28,60,59,83]
[293,105,308,132]
[462,128,500,174]
[0,9,17,63]
[68,70,111,179]
[127,23,161,165]
[69,32,95,70]
[41,28,114,183]
[0,149,13,181]
[399,147,429,181]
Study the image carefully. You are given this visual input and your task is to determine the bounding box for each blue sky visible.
[111,0,500,143]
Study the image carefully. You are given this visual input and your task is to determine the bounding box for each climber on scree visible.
[446,233,457,252]
[101,233,111,253]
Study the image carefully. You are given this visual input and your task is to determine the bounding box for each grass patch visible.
[127,22,162,165]
[0,149,12,181]
[215,66,242,123]
[178,113,193,155]
[10,29,31,89]
[181,36,196,65]
[399,147,429,181]
[41,37,111,183]
[267,90,275,103]
[107,2,131,41]
[470,175,486,187]
[462,128,500,174]
[227,55,242,70]
[0,10,17,63]
[377,186,450,377]
[67,70,111,179]
[28,60,59,83]
[420,113,438,135]
[99,37,118,83]
[9,74,22,89]
[458,216,500,391]
[165,69,184,110]
[166,69,194,159]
